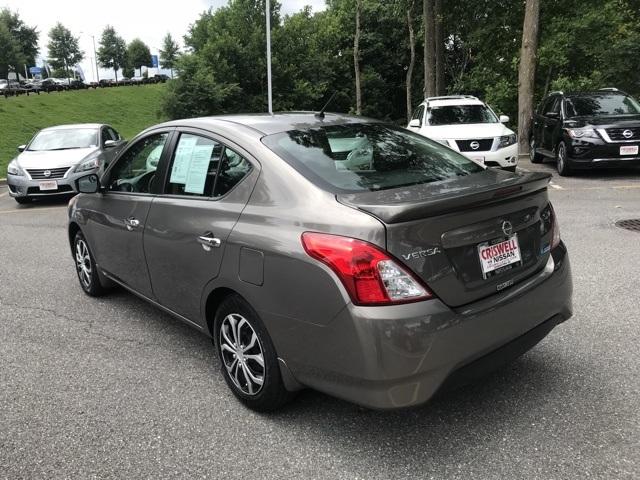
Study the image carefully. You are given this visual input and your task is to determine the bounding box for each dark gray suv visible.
[68,113,573,411]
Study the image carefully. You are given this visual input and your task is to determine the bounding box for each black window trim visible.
[156,126,259,202]
[101,128,176,197]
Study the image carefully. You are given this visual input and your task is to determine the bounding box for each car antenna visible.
[315,92,337,120]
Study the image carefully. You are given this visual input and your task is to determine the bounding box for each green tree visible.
[47,23,84,84]
[126,38,152,77]
[0,9,38,80]
[159,33,179,78]
[97,26,127,82]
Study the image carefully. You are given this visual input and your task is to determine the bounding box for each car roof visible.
[156,112,382,136]
[423,98,484,107]
[564,91,627,98]
[41,123,104,131]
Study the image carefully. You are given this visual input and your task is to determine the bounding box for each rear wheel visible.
[214,294,294,412]
[14,197,31,205]
[556,141,573,176]
[73,231,107,296]
[529,136,543,163]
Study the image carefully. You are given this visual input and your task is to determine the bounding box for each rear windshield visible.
[262,123,484,193]
[565,94,640,117]
[428,105,497,125]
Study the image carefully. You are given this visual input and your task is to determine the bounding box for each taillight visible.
[301,232,432,306]
[550,203,561,249]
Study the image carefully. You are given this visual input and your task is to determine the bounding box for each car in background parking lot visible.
[7,123,127,204]
[530,88,640,175]
[68,112,572,412]
[408,95,519,171]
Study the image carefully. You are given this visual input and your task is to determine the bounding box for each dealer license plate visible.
[477,234,522,278]
[620,145,638,155]
[38,180,58,191]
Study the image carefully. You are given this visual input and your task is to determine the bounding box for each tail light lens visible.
[550,203,561,249]
[301,232,432,306]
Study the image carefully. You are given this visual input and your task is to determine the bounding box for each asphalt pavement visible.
[1,159,639,479]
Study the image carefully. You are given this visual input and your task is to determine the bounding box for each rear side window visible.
[214,148,252,197]
[262,123,484,193]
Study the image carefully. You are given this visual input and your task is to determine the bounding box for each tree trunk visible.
[406,2,416,124]
[542,65,553,98]
[434,0,445,95]
[114,68,118,83]
[423,0,436,98]
[518,0,540,154]
[354,0,362,115]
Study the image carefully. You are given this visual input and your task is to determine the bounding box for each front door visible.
[87,131,172,298]
[542,96,561,152]
[143,131,258,325]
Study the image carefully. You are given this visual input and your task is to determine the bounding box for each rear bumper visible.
[270,245,572,409]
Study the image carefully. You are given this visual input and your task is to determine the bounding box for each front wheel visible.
[556,141,573,176]
[214,294,294,412]
[73,231,108,296]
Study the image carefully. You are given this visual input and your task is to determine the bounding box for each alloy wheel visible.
[530,137,536,156]
[75,239,92,289]
[219,313,265,396]
[557,143,566,171]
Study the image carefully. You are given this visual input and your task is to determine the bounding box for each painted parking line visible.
[0,191,8,198]
[0,206,66,215]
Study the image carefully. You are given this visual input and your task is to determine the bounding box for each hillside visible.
[0,84,168,177]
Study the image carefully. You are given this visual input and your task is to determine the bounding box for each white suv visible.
[407,95,518,171]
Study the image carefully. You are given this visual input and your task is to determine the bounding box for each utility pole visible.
[266,0,273,114]
[92,35,99,82]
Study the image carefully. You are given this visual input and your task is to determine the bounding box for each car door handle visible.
[125,217,140,231]
[197,233,221,251]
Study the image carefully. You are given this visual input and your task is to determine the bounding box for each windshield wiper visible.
[44,147,87,151]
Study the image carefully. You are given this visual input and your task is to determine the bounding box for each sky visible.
[1,0,326,81]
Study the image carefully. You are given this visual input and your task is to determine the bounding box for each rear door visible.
[339,171,554,307]
[143,129,259,324]
[86,130,172,298]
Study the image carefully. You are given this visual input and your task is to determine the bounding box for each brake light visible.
[301,232,432,306]
[550,203,561,249]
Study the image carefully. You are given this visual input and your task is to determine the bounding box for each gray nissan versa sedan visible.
[7,124,126,204]
[68,113,573,411]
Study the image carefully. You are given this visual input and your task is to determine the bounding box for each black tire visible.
[529,135,543,163]
[73,231,108,296]
[214,294,294,412]
[14,197,31,205]
[556,141,573,176]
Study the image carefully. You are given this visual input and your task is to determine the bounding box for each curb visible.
[0,178,6,186]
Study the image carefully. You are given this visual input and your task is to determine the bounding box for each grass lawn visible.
[0,84,168,177]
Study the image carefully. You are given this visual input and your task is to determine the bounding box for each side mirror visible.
[104,139,118,148]
[499,115,510,124]
[408,118,421,128]
[17,144,26,152]
[77,174,101,193]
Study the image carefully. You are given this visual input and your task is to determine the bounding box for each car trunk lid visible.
[338,170,554,307]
